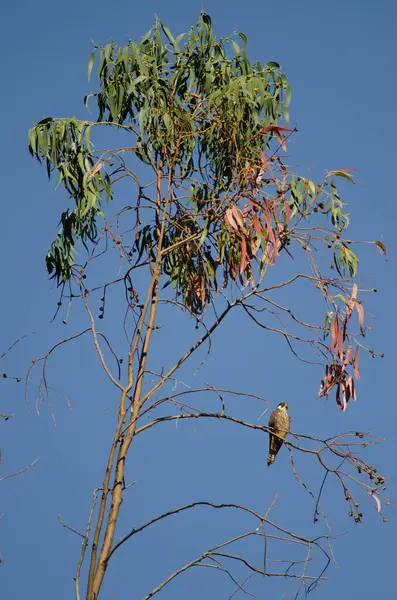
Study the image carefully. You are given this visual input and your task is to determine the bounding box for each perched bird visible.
[267,402,291,466]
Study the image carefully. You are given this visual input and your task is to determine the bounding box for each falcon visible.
[267,402,291,466]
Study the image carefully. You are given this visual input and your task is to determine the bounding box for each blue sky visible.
[1,1,396,598]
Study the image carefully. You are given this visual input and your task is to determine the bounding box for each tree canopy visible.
[21,13,387,600]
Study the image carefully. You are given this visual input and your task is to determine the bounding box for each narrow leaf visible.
[343,345,353,368]
[285,85,292,107]
[375,240,387,256]
[161,23,175,44]
[260,151,269,171]
[372,494,381,513]
[88,51,95,83]
[328,316,339,352]
[354,346,360,380]
[225,208,239,231]
[327,169,356,183]
[262,125,294,133]
[240,237,249,273]
[354,300,365,332]
[88,161,103,180]
[231,206,245,230]
[238,32,248,48]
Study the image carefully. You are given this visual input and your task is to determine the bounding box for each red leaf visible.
[252,214,266,239]
[88,160,104,180]
[349,376,357,402]
[232,206,245,231]
[251,234,261,256]
[263,211,278,258]
[355,301,365,332]
[354,346,360,380]
[328,316,339,353]
[260,151,269,171]
[262,125,294,133]
[240,237,249,274]
[275,131,287,152]
[284,200,291,224]
[346,284,357,320]
[338,327,344,361]
[343,345,353,369]
[262,126,294,152]
[225,208,239,231]
[271,229,279,260]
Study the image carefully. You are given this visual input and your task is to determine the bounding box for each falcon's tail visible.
[267,453,276,466]
[268,433,283,466]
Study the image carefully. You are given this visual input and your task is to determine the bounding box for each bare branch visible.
[0,457,39,482]
[58,515,84,539]
[75,488,100,600]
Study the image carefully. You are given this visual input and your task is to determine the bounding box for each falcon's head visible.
[277,402,288,411]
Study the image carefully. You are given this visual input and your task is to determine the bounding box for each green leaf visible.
[201,13,212,27]
[127,74,147,94]
[285,85,292,107]
[84,93,94,113]
[238,32,248,48]
[28,127,37,156]
[161,23,175,44]
[197,219,209,250]
[163,113,172,132]
[306,179,316,197]
[333,171,355,183]
[88,51,95,83]
[122,46,129,71]
[140,28,152,45]
[266,61,280,68]
[232,41,241,55]
[173,33,186,52]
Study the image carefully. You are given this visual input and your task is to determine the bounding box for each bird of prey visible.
[267,402,291,466]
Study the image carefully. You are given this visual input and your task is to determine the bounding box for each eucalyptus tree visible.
[25,13,387,600]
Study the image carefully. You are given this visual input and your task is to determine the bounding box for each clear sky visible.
[1,1,396,599]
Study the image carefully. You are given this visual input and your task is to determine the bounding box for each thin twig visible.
[0,457,39,482]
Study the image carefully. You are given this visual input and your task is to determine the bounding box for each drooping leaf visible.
[373,494,382,513]
[240,237,249,273]
[354,346,360,380]
[262,125,294,133]
[343,345,353,369]
[238,32,248,48]
[375,240,387,256]
[88,51,95,83]
[354,300,365,332]
[328,316,339,352]
[327,169,356,184]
